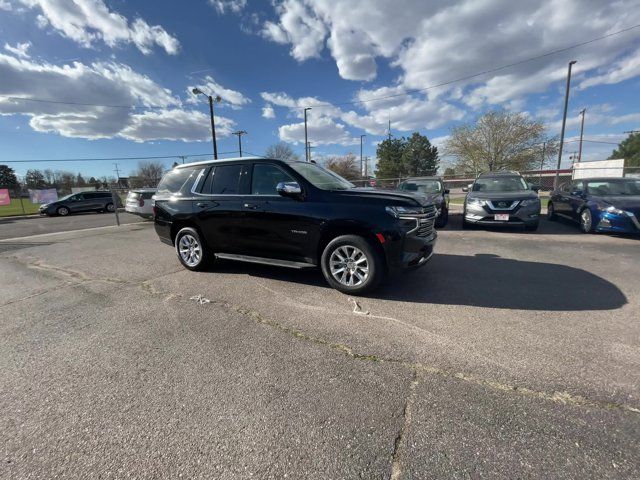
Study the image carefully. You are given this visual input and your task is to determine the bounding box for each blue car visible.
[548,177,640,234]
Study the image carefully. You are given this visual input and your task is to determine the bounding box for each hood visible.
[336,187,435,206]
[468,190,538,201]
[592,195,640,212]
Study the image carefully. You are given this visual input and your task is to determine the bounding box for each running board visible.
[215,253,316,269]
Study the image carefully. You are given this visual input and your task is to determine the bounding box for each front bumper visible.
[385,229,437,272]
[594,210,640,234]
[465,202,540,227]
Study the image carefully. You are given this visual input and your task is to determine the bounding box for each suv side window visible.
[211,165,242,195]
[157,167,196,195]
[251,164,294,195]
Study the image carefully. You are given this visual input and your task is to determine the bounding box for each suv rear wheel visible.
[321,235,383,295]
[175,227,211,271]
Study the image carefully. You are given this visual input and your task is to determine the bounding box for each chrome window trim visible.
[190,168,208,195]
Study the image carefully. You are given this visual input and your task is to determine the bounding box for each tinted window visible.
[251,164,294,194]
[199,167,214,194]
[472,176,528,192]
[157,167,196,195]
[400,180,441,193]
[211,165,242,195]
[570,180,583,193]
[141,192,155,199]
[586,180,640,195]
[289,162,354,190]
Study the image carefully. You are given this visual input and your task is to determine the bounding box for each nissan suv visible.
[462,171,541,231]
[153,157,438,294]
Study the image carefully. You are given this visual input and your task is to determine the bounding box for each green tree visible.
[402,132,439,176]
[609,132,640,167]
[375,138,405,179]
[25,169,47,188]
[0,165,19,187]
[76,173,86,187]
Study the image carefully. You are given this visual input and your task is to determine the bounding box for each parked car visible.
[153,157,438,294]
[462,171,541,231]
[39,191,120,216]
[397,177,450,227]
[125,189,156,218]
[548,177,640,234]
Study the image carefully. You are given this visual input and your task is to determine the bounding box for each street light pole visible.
[578,108,586,162]
[304,107,311,161]
[192,88,221,160]
[360,134,366,178]
[538,141,546,187]
[555,60,577,189]
[232,130,247,157]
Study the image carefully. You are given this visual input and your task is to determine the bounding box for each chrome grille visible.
[407,204,437,237]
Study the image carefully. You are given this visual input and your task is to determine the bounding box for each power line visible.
[1,151,239,163]
[306,23,640,108]
[564,139,620,145]
[1,24,638,112]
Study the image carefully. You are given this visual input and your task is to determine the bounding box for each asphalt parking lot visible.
[1,214,639,479]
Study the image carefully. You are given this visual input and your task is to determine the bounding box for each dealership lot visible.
[1,216,639,478]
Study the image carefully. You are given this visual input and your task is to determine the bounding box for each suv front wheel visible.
[321,235,384,295]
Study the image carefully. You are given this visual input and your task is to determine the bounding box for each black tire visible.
[524,222,539,232]
[57,206,69,216]
[105,203,115,213]
[462,213,472,229]
[579,208,595,234]
[320,235,384,295]
[435,207,448,228]
[547,202,557,221]
[175,227,212,271]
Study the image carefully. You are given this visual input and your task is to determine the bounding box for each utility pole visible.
[555,60,577,189]
[578,108,586,162]
[232,130,247,157]
[192,88,221,159]
[388,113,392,141]
[111,163,121,226]
[360,134,366,178]
[304,107,312,161]
[178,155,187,164]
[307,142,315,162]
[113,163,121,182]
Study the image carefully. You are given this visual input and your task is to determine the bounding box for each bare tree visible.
[324,154,360,180]
[135,161,165,187]
[445,111,557,174]
[265,142,301,161]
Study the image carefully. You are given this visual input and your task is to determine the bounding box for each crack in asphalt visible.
[390,370,419,480]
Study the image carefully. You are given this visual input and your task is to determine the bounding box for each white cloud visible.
[209,0,247,14]
[14,0,180,54]
[278,117,358,146]
[0,0,12,11]
[188,75,250,108]
[262,104,275,119]
[4,42,31,59]
[261,0,640,105]
[0,53,233,142]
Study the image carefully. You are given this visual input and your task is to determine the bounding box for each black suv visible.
[397,177,450,227]
[39,191,120,216]
[153,158,438,294]
[462,171,541,231]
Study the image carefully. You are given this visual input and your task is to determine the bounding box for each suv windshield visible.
[585,179,640,196]
[400,180,441,193]
[290,162,354,191]
[473,176,528,192]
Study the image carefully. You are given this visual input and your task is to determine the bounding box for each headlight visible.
[520,198,540,207]
[466,198,486,206]
[385,206,423,217]
[605,205,626,215]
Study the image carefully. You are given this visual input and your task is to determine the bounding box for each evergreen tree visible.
[402,132,439,176]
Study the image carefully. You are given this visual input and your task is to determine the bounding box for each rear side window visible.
[157,167,196,195]
[211,165,242,195]
[251,164,294,195]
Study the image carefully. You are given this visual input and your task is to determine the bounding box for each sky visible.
[1,0,639,180]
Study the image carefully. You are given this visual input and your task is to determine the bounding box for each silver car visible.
[462,171,541,231]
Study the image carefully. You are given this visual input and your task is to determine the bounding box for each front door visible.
[239,163,315,263]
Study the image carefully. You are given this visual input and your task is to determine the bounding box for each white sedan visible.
[125,189,156,218]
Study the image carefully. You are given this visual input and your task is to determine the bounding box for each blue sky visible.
[1,0,639,179]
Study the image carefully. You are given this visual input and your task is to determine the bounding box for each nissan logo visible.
[498,202,507,207]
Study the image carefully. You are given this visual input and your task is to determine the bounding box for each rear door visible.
[194,164,245,253]
[553,182,571,215]
[238,162,314,262]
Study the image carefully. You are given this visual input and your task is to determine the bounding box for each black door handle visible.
[196,202,207,208]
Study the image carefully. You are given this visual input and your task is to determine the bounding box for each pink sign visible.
[0,189,10,206]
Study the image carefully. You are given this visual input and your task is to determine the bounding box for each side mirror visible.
[444,188,450,194]
[462,186,468,193]
[530,184,540,192]
[570,190,583,197]
[276,181,302,199]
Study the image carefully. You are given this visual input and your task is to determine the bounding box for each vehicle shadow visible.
[373,253,627,311]
[441,213,578,235]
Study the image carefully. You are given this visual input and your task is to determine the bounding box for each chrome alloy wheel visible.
[580,209,592,232]
[178,234,202,267]
[329,245,369,286]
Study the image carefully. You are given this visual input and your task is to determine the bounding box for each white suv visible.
[125,189,156,218]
